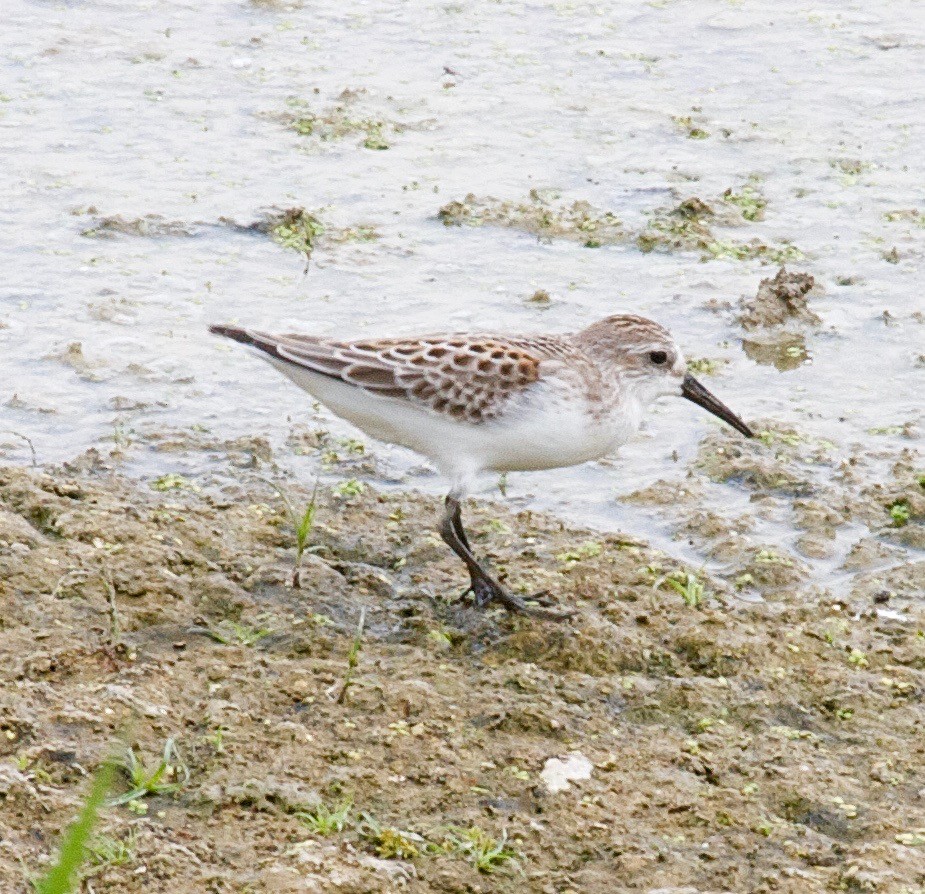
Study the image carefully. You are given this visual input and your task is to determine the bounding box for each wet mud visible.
[1,440,924,893]
[2,1,924,891]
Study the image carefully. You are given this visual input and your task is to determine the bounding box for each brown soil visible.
[2,453,925,893]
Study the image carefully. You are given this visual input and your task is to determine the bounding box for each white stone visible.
[540,752,593,794]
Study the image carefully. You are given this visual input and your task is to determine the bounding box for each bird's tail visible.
[208,323,288,362]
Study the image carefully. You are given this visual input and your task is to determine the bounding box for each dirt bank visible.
[2,452,925,894]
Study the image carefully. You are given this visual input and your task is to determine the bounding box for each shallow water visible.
[1,0,922,576]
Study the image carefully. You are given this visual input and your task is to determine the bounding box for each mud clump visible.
[3,460,925,893]
[78,207,378,266]
[636,196,801,263]
[694,425,814,494]
[43,341,107,382]
[438,191,627,248]
[79,213,198,239]
[636,197,716,254]
[859,459,925,550]
[439,190,803,263]
[739,266,821,330]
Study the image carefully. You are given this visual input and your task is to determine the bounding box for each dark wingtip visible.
[209,323,250,344]
[209,324,290,365]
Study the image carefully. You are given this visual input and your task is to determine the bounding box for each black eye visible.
[648,350,668,365]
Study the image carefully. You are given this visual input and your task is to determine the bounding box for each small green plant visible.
[205,724,229,752]
[110,738,189,806]
[890,500,911,527]
[704,238,803,264]
[263,478,319,587]
[296,798,353,835]
[331,226,380,243]
[150,473,193,491]
[427,626,453,649]
[883,209,925,227]
[335,478,365,498]
[362,126,389,150]
[673,115,709,139]
[332,608,366,704]
[293,497,318,586]
[659,571,706,608]
[33,762,114,894]
[284,100,392,147]
[755,548,793,566]
[756,429,803,448]
[292,116,316,135]
[556,541,602,566]
[198,619,272,646]
[442,826,522,874]
[84,829,137,875]
[358,813,423,859]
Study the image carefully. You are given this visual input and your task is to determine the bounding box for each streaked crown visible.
[575,314,685,383]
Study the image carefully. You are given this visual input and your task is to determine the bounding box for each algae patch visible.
[722,182,767,222]
[272,89,433,152]
[220,207,380,264]
[438,189,800,262]
[266,208,325,260]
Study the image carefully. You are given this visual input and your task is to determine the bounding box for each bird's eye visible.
[648,350,668,365]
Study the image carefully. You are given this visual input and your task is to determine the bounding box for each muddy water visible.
[1,0,922,578]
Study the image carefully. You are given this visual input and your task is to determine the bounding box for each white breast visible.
[265,356,640,483]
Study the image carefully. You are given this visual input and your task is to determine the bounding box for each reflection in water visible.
[741,334,809,372]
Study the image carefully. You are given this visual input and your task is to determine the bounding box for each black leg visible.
[438,496,498,606]
[438,495,570,619]
[449,497,472,552]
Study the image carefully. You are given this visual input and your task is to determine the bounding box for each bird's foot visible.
[467,575,573,621]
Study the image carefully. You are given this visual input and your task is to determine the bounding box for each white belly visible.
[266,357,639,480]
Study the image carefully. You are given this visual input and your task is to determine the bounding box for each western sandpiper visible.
[210,315,752,618]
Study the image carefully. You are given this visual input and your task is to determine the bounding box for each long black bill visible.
[681,373,754,438]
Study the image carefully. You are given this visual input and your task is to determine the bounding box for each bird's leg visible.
[438,495,570,619]
[439,495,527,611]
[449,497,472,552]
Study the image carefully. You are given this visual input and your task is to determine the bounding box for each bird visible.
[209,314,753,618]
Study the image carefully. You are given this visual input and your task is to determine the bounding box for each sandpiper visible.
[210,315,753,617]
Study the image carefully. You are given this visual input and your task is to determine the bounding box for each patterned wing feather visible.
[271,332,544,422]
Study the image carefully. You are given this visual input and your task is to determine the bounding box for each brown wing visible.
[210,325,544,423]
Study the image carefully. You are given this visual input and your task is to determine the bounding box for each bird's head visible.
[577,314,753,438]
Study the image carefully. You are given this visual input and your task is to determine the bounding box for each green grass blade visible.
[34,762,114,894]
